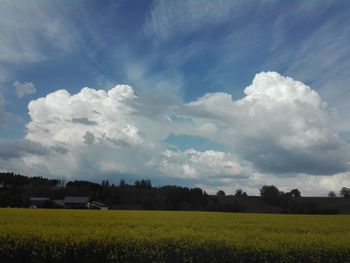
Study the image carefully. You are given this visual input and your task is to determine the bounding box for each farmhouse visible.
[63,196,91,209]
[30,197,50,208]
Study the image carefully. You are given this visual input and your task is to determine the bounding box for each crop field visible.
[0,209,349,263]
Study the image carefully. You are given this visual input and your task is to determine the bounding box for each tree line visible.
[258,185,349,214]
[0,172,208,210]
[0,172,349,212]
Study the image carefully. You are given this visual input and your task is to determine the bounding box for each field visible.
[0,209,349,262]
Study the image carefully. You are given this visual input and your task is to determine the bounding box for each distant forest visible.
[0,172,349,214]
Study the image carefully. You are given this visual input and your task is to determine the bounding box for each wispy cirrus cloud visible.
[260,2,350,134]
[0,0,79,87]
[0,0,80,126]
[144,0,237,42]
[144,0,278,45]
[0,0,77,64]
[0,93,9,124]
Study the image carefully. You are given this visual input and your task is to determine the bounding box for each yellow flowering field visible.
[0,208,349,262]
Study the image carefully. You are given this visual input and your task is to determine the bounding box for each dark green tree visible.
[234,189,247,197]
[328,191,336,197]
[216,190,226,196]
[260,185,280,204]
[290,189,301,198]
[340,187,350,198]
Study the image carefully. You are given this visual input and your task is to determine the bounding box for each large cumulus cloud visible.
[187,72,350,175]
[1,71,349,194]
[22,84,245,182]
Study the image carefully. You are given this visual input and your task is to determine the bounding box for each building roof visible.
[64,196,90,204]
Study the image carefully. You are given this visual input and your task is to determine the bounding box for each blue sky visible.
[0,0,350,195]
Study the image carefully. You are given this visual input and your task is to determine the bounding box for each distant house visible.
[30,197,50,208]
[63,196,90,209]
[90,201,109,210]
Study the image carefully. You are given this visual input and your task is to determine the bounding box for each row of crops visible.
[0,208,349,262]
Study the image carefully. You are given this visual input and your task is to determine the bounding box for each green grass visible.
[0,208,349,262]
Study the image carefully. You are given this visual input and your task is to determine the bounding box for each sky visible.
[0,0,350,196]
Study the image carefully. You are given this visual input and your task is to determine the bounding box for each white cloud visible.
[0,1,78,123]
[13,80,36,98]
[186,71,350,175]
[144,0,236,41]
[0,71,348,195]
[26,86,139,146]
[265,4,350,135]
[149,149,252,180]
[0,139,59,159]
[0,0,77,64]
[83,131,95,145]
[22,84,247,182]
[0,92,9,124]
[0,0,78,83]
[144,0,276,43]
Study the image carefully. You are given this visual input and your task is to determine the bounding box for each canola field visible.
[0,209,349,263]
